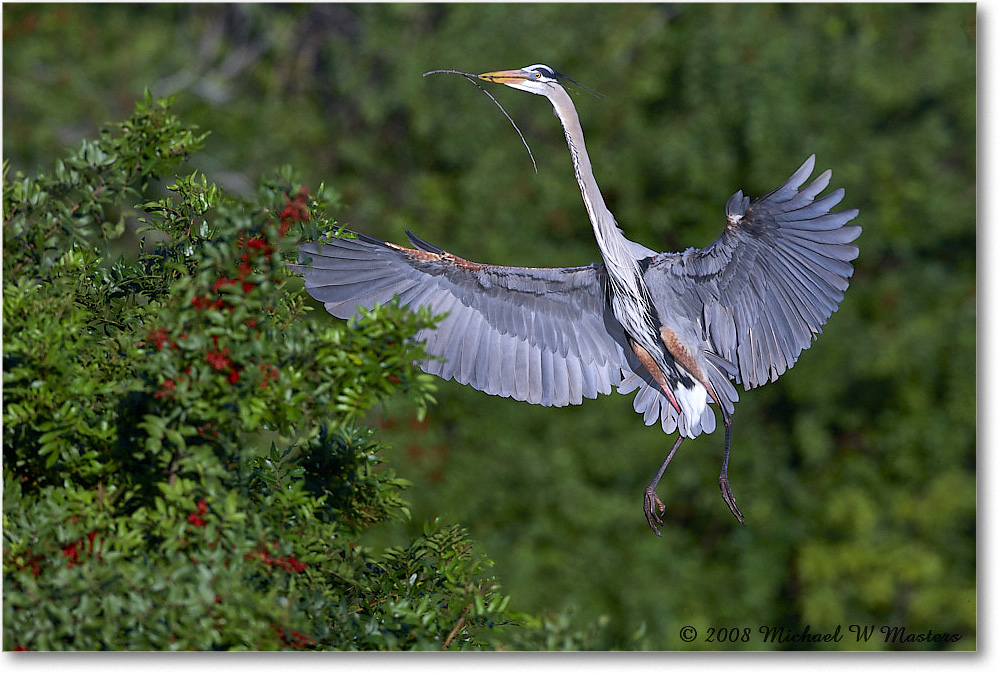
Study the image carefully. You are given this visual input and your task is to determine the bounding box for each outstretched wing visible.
[650,155,861,390]
[296,230,632,407]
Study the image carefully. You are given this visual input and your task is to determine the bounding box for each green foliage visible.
[2,96,610,651]
[3,4,976,652]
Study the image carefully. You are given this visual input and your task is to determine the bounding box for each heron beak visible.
[478,69,530,85]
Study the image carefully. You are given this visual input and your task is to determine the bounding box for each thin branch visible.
[442,602,472,650]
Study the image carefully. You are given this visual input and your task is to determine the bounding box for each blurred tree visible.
[3,3,975,650]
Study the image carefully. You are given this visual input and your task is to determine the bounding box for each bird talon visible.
[718,475,746,525]
[643,486,665,536]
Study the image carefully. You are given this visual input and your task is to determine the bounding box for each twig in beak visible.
[424,69,537,174]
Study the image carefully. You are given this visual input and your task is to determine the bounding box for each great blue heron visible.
[296,64,860,535]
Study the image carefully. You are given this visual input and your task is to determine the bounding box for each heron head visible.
[478,64,563,95]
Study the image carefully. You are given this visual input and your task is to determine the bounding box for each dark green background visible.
[3,3,976,649]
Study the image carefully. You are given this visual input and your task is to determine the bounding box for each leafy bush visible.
[2,94,615,651]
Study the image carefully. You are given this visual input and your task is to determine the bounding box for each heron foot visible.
[643,485,666,537]
[718,474,746,525]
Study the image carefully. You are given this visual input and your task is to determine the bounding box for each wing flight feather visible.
[296,231,632,407]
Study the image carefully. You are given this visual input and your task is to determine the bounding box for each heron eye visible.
[533,71,542,79]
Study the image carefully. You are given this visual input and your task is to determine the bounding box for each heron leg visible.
[644,435,684,536]
[717,408,745,525]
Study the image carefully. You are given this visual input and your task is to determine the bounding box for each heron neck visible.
[549,87,642,281]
